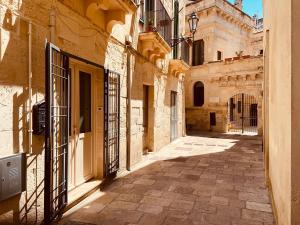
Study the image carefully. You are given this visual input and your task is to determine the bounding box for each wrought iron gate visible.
[170,91,178,142]
[104,69,120,177]
[45,43,70,224]
[228,93,258,134]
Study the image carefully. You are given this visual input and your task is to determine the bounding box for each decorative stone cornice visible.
[85,0,137,33]
[209,73,262,83]
[169,59,190,77]
[138,32,172,64]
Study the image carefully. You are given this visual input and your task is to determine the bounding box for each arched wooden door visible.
[228,93,258,134]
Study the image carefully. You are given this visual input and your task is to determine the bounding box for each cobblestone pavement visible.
[59,133,275,225]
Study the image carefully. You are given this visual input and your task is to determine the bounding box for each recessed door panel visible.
[69,67,94,188]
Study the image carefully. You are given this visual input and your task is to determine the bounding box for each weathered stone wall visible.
[185,56,263,134]
[185,0,263,135]
[129,0,186,165]
[186,0,262,63]
[263,0,300,224]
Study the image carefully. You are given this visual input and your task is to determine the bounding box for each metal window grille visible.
[104,70,120,177]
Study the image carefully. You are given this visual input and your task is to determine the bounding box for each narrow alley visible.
[59,133,275,225]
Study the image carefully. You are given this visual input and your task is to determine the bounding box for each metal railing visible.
[145,0,172,46]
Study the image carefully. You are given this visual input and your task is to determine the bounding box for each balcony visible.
[85,0,138,33]
[169,59,189,77]
[168,41,190,77]
[138,0,172,63]
[138,32,171,63]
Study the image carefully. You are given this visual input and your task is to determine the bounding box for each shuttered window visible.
[192,39,204,66]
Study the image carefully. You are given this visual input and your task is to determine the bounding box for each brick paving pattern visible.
[59,133,275,225]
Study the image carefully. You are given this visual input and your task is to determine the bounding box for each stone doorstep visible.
[64,179,103,214]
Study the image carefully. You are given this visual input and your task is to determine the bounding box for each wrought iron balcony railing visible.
[145,0,172,46]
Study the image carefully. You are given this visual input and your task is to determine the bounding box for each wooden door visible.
[69,66,94,188]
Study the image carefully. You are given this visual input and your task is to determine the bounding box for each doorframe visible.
[170,90,178,142]
[68,60,98,189]
[45,43,121,223]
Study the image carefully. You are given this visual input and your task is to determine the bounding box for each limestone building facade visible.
[263,0,300,224]
[0,0,188,223]
[185,0,264,135]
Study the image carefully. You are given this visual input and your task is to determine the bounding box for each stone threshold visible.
[64,179,102,213]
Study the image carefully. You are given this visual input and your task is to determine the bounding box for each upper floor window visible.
[144,0,172,46]
[194,81,204,107]
[192,39,204,66]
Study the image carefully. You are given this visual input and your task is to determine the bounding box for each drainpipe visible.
[126,4,139,171]
[126,46,132,171]
[28,22,33,154]
[49,9,56,43]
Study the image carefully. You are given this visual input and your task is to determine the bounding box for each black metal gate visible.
[228,93,258,134]
[45,43,70,224]
[104,69,120,177]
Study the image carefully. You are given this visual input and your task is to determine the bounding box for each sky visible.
[227,0,263,18]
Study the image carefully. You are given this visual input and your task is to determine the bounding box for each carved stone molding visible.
[138,32,172,64]
[85,0,137,33]
[169,59,190,77]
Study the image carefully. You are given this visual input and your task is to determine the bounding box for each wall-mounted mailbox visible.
[0,153,26,202]
[33,101,46,135]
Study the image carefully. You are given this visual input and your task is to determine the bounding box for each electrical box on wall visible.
[0,153,26,202]
[33,101,46,135]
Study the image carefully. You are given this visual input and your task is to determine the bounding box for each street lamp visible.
[171,12,199,48]
[188,12,199,39]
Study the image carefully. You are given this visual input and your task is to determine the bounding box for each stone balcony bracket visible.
[138,32,172,64]
[85,0,137,33]
[169,59,190,77]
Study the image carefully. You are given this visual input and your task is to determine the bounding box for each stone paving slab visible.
[58,133,275,225]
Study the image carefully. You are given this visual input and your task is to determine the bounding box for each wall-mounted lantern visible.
[172,12,199,48]
[188,12,199,39]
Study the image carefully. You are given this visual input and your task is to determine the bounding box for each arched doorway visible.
[228,93,258,134]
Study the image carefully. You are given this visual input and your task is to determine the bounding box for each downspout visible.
[28,22,33,154]
[126,4,139,171]
[49,9,56,43]
[126,48,132,171]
